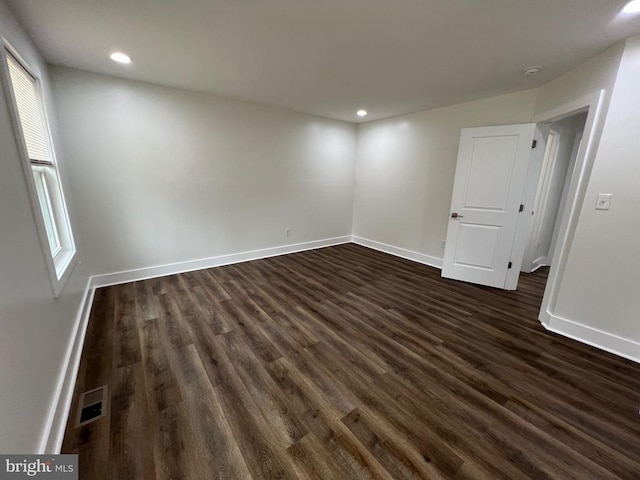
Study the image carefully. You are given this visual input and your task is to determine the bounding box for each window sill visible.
[50,248,77,297]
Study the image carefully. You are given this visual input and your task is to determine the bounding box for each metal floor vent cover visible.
[76,385,108,428]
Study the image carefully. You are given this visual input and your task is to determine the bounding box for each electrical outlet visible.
[285,228,291,237]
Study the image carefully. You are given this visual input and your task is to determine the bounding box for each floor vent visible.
[76,385,108,427]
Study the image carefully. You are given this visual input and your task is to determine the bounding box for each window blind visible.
[6,52,51,162]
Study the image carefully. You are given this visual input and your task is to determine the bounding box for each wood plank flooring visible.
[62,244,640,479]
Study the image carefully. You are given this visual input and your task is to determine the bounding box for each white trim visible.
[517,124,551,276]
[506,125,550,289]
[528,90,640,365]
[534,91,607,324]
[530,256,549,271]
[91,236,352,288]
[0,40,77,298]
[351,236,443,269]
[38,275,95,453]
[541,313,640,364]
[528,260,547,273]
[532,94,596,124]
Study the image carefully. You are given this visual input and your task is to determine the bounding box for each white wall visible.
[352,38,639,356]
[0,3,89,453]
[50,67,356,277]
[534,43,625,117]
[353,89,537,260]
[553,36,640,344]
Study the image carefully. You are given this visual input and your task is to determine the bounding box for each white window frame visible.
[0,41,77,297]
[32,168,62,257]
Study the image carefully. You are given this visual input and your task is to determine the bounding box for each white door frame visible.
[547,130,584,265]
[517,90,607,326]
[505,124,549,288]
[522,128,561,273]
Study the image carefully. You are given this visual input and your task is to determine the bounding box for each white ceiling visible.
[5,0,640,122]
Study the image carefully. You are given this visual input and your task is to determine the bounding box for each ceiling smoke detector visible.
[523,66,542,76]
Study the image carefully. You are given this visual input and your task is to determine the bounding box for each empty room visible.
[1,0,640,478]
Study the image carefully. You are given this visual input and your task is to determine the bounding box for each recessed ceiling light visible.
[110,52,132,64]
[357,109,368,117]
[623,0,640,13]
[523,66,542,76]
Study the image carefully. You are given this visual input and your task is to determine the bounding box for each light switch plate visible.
[595,193,613,210]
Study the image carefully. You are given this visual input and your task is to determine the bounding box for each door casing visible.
[442,89,605,299]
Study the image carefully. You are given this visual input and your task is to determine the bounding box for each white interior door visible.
[442,124,536,288]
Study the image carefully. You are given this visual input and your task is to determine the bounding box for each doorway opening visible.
[517,90,606,333]
[521,112,588,274]
[442,89,606,333]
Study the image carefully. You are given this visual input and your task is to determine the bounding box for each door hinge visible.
[508,262,513,269]
[532,139,537,149]
[519,204,524,212]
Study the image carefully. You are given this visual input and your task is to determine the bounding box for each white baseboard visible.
[531,256,549,272]
[91,236,352,288]
[351,236,443,269]
[38,278,95,453]
[541,312,640,364]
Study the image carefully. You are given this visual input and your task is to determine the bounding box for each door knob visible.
[451,212,464,219]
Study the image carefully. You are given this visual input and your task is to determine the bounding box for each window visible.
[3,47,76,295]
[32,169,62,256]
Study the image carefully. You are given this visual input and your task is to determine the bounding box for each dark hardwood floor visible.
[62,243,640,479]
